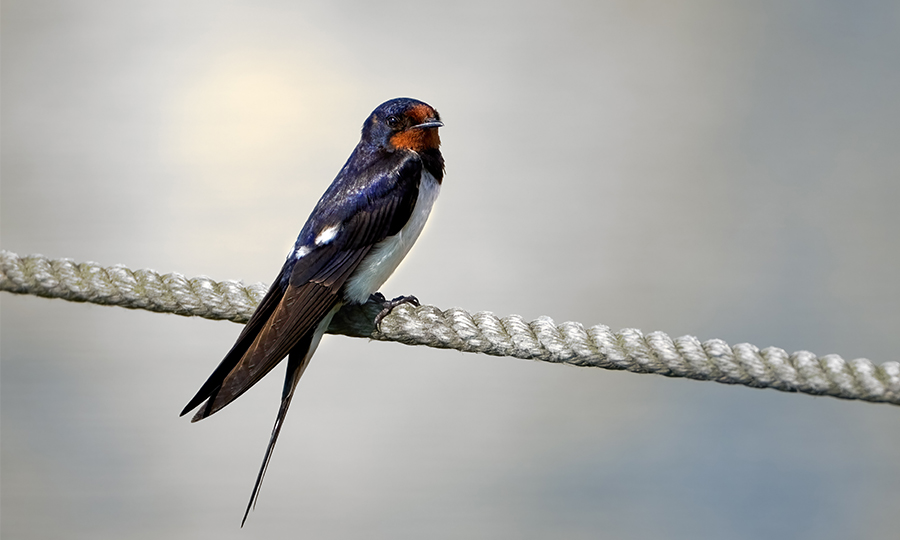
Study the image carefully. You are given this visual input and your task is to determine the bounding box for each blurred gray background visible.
[2,1,899,538]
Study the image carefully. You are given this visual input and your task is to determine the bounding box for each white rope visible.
[2,249,898,405]
[0,249,266,322]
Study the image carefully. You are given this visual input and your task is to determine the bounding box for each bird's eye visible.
[386,115,401,129]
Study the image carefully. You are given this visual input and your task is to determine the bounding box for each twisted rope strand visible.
[0,250,267,322]
[2,249,898,405]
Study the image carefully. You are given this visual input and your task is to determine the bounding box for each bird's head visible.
[361,98,443,152]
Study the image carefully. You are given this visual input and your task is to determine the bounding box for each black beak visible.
[413,120,444,129]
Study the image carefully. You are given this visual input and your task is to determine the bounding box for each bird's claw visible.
[372,294,420,327]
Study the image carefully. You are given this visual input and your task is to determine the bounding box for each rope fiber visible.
[2,249,898,405]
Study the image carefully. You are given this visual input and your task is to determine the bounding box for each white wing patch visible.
[343,171,441,304]
[292,245,312,260]
[315,225,340,246]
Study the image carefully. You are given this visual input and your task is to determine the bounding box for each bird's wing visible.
[179,272,287,416]
[181,151,423,420]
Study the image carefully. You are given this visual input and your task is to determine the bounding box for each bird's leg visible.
[370,293,420,327]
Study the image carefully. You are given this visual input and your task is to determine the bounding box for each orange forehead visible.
[407,103,436,124]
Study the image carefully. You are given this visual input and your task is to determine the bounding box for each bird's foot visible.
[370,293,420,327]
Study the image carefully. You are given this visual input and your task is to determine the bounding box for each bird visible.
[180,97,444,525]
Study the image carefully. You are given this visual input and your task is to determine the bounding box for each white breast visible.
[343,171,441,304]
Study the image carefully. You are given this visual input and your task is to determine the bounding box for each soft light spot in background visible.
[169,56,310,179]
[164,52,355,194]
[160,49,361,277]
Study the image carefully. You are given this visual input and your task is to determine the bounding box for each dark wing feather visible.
[181,149,424,421]
[236,245,374,525]
[195,246,370,420]
[180,275,288,416]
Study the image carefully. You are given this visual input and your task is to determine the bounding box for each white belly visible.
[343,171,440,304]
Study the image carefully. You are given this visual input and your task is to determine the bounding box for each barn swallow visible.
[180,98,444,525]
